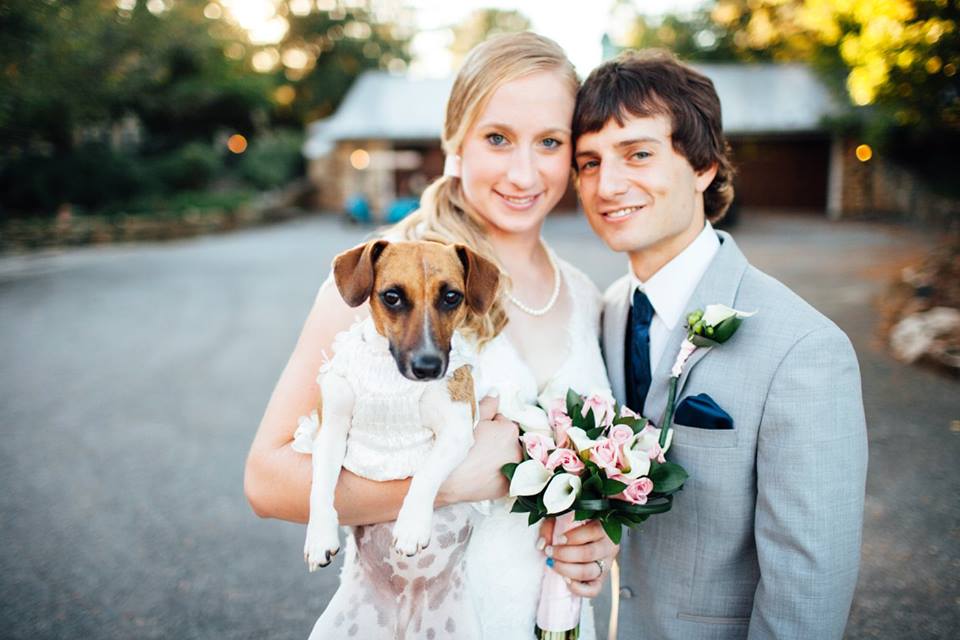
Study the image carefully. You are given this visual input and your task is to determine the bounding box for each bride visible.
[244,32,619,639]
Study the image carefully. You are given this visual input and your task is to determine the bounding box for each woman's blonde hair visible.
[394,31,578,346]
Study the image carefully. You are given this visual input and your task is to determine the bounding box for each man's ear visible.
[695,162,718,193]
[455,245,501,315]
[333,240,388,307]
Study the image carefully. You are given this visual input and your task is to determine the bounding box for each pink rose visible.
[589,438,619,471]
[545,448,585,474]
[550,410,573,448]
[618,477,654,505]
[582,392,615,427]
[609,424,633,446]
[619,405,641,420]
[520,432,555,465]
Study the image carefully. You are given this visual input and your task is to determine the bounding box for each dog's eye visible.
[381,290,403,308]
[442,290,463,308]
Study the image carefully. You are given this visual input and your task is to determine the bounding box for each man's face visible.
[575,113,717,275]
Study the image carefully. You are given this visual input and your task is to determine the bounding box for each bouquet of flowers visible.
[500,388,688,640]
[501,389,688,543]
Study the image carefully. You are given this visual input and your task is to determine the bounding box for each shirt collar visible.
[629,222,720,330]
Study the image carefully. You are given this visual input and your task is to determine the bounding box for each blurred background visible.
[1,1,958,639]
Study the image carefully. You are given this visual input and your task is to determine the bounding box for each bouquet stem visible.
[535,511,584,639]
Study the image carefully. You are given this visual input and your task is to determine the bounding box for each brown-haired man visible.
[572,50,868,639]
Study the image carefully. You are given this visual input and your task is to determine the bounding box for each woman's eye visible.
[579,159,599,171]
[442,290,463,307]
[381,290,403,308]
[542,137,562,149]
[486,133,507,146]
[632,150,651,160]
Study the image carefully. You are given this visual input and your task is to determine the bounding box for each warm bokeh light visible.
[273,84,296,106]
[227,134,248,154]
[146,0,167,15]
[221,0,289,45]
[203,3,222,20]
[350,149,370,170]
[251,48,280,73]
[281,47,311,70]
[855,144,873,162]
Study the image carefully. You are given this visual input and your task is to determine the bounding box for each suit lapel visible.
[603,275,632,404]
[645,231,750,424]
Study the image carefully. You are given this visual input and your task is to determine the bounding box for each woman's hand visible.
[538,518,620,598]
[438,396,522,505]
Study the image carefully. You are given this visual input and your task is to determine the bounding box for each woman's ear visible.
[332,240,388,307]
[455,245,501,314]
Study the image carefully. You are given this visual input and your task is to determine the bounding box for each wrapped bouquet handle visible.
[535,511,585,639]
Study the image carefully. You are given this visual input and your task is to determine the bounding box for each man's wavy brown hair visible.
[573,49,735,223]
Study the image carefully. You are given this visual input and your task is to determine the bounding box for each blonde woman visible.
[245,33,617,638]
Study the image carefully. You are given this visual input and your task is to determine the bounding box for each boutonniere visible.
[659,304,756,446]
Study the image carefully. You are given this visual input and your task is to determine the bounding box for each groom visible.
[572,51,868,639]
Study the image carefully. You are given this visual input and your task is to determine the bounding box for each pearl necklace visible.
[506,246,562,317]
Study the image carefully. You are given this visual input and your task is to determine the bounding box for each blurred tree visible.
[611,0,960,192]
[275,0,412,125]
[449,8,531,66]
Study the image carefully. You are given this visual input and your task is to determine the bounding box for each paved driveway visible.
[0,212,956,639]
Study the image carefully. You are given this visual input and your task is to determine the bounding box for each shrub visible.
[236,129,304,190]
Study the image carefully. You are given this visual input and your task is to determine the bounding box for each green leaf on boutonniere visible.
[712,315,742,343]
[649,462,689,494]
[602,478,628,496]
[601,517,623,544]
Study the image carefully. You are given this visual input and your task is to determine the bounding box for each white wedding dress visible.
[466,254,612,640]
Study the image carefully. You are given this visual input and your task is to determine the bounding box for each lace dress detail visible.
[465,255,612,640]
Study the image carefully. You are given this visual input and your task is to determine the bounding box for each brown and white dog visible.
[303,239,500,571]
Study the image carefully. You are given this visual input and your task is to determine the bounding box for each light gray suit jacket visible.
[598,231,867,640]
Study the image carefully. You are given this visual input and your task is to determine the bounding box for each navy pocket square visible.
[674,393,734,430]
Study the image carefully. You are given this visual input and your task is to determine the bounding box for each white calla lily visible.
[509,459,554,497]
[543,473,582,514]
[661,427,674,454]
[702,304,757,327]
[621,446,651,479]
[566,427,596,454]
[499,391,552,435]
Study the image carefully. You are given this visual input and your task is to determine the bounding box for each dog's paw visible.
[303,522,341,572]
[392,504,433,556]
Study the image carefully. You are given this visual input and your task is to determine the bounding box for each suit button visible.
[619,586,634,599]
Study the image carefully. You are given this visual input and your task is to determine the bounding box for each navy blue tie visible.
[625,288,654,414]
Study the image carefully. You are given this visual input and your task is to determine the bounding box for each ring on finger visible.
[594,558,605,579]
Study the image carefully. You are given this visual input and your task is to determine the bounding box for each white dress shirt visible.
[630,223,720,373]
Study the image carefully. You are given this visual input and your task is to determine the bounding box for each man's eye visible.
[579,160,599,171]
[486,133,507,146]
[381,290,403,308]
[632,150,651,160]
[442,290,463,307]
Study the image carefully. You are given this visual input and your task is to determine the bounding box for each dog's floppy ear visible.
[455,244,501,315]
[333,240,388,307]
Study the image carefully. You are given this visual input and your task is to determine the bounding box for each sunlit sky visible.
[215,0,708,77]
[406,0,707,77]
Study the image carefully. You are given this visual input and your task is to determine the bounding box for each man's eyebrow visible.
[615,137,662,148]
[476,122,572,136]
[575,136,663,158]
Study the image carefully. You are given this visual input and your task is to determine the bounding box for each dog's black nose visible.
[411,354,444,380]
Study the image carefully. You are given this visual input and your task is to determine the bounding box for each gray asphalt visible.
[1,212,957,639]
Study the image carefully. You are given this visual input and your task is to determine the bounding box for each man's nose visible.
[597,163,629,200]
[507,147,537,190]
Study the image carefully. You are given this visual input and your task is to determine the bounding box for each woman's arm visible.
[244,278,522,526]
